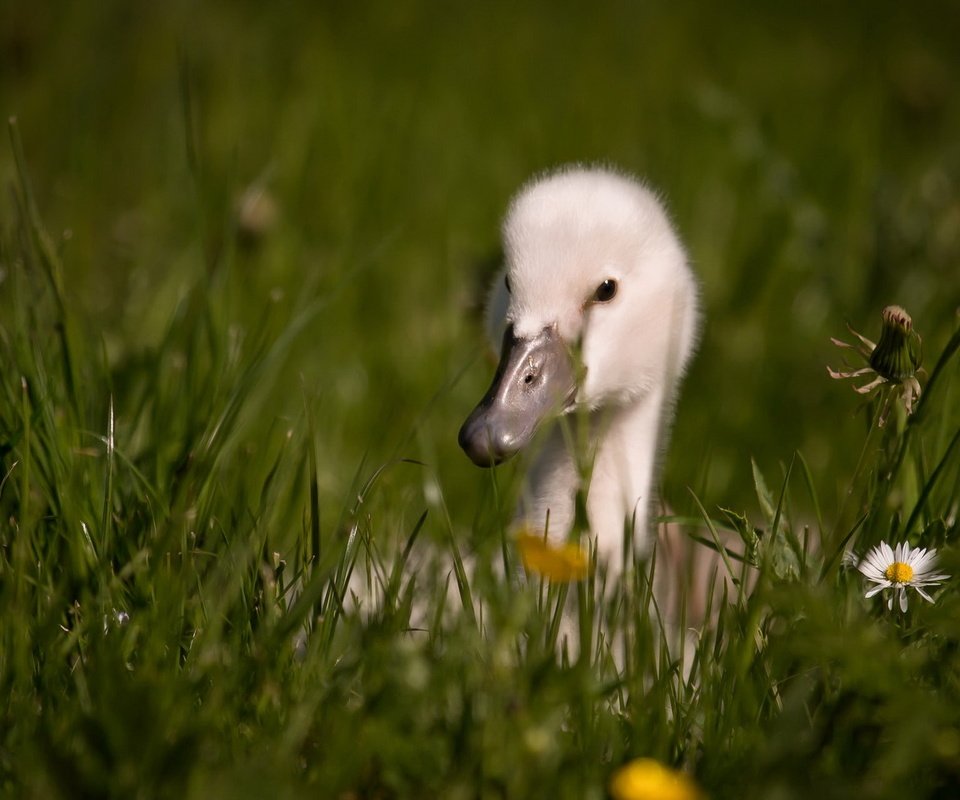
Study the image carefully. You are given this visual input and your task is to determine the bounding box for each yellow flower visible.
[515,530,589,582]
[609,758,705,800]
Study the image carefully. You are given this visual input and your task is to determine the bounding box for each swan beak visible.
[459,325,576,467]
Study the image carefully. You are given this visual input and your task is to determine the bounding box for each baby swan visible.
[459,166,699,577]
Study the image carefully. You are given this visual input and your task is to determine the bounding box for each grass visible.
[1,2,960,797]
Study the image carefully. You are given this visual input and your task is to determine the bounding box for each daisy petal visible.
[895,542,909,564]
[914,574,949,586]
[879,542,895,565]
[914,586,936,604]
[860,548,889,579]
[910,550,934,572]
[842,550,861,569]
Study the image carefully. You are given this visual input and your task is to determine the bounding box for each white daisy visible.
[853,541,949,612]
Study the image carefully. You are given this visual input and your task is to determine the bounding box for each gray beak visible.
[458,325,576,467]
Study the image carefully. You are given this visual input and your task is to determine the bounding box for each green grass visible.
[2,2,960,797]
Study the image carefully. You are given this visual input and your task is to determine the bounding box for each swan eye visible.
[593,279,618,303]
[504,274,512,295]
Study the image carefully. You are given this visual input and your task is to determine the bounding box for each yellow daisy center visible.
[884,561,914,583]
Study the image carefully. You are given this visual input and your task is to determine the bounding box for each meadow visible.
[1,2,959,797]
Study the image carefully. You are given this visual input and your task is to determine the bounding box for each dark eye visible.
[504,274,512,294]
[593,279,617,303]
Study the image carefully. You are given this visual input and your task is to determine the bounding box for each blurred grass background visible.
[2,0,958,517]
[1,2,960,797]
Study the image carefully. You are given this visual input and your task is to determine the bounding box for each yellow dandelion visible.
[609,758,706,800]
[515,530,589,582]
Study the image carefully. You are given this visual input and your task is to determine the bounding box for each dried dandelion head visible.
[828,305,924,425]
[870,305,921,382]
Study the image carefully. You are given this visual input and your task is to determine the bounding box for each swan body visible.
[460,166,699,577]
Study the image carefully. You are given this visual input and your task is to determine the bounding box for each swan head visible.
[460,166,698,467]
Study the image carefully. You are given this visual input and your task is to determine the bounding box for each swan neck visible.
[593,387,668,534]
[522,384,671,562]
